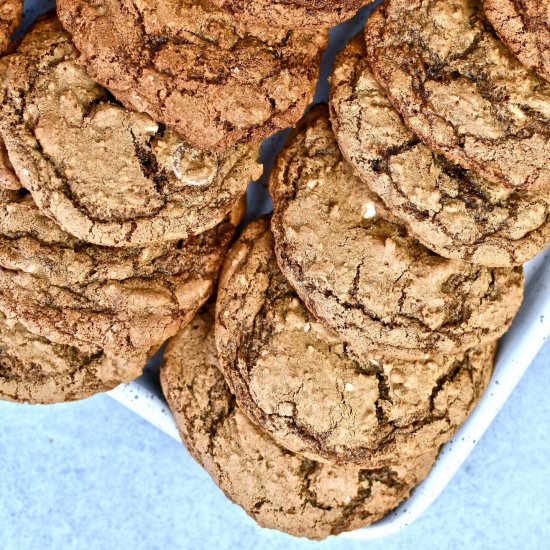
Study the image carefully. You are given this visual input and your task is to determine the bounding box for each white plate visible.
[21,0,550,539]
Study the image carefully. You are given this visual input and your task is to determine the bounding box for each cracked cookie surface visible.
[365,0,550,192]
[205,0,370,30]
[162,307,437,540]
[0,17,261,247]
[0,311,146,404]
[0,188,242,355]
[215,218,496,466]
[0,0,21,54]
[484,0,550,83]
[269,107,523,358]
[330,37,550,267]
[57,0,327,152]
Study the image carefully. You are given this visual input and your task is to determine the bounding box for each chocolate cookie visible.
[57,0,327,152]
[0,311,146,404]
[484,0,550,83]
[269,107,523,359]
[365,0,550,192]
[216,218,496,466]
[0,187,243,355]
[330,37,550,267]
[162,308,437,540]
[0,0,21,54]
[206,0,370,30]
[0,17,261,247]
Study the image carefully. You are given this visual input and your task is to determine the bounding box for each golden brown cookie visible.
[0,0,22,54]
[0,187,242,355]
[484,0,550,83]
[330,36,550,267]
[206,0,370,30]
[0,17,261,247]
[269,107,523,359]
[57,0,327,152]
[162,307,437,540]
[215,218,496,467]
[365,0,550,192]
[0,311,146,404]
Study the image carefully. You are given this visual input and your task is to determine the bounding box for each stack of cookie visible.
[0,0,350,403]
[0,12,258,404]
[162,0,550,540]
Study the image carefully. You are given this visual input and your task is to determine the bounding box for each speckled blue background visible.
[1,342,548,550]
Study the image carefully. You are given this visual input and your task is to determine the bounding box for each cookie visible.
[205,0,370,30]
[365,0,550,192]
[269,107,523,359]
[0,311,146,404]
[0,187,243,355]
[484,0,550,83]
[215,218,495,466]
[57,0,327,152]
[0,0,21,54]
[162,307,437,540]
[0,17,261,248]
[330,36,550,267]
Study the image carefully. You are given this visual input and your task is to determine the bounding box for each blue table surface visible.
[0,340,548,550]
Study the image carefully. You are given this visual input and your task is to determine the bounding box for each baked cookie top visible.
[0,0,22,54]
[162,307,437,540]
[0,17,261,247]
[57,0,327,152]
[484,0,550,83]
[330,37,550,267]
[205,0,370,30]
[365,0,550,192]
[0,311,146,404]
[0,188,242,354]
[269,107,523,359]
[215,218,495,466]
